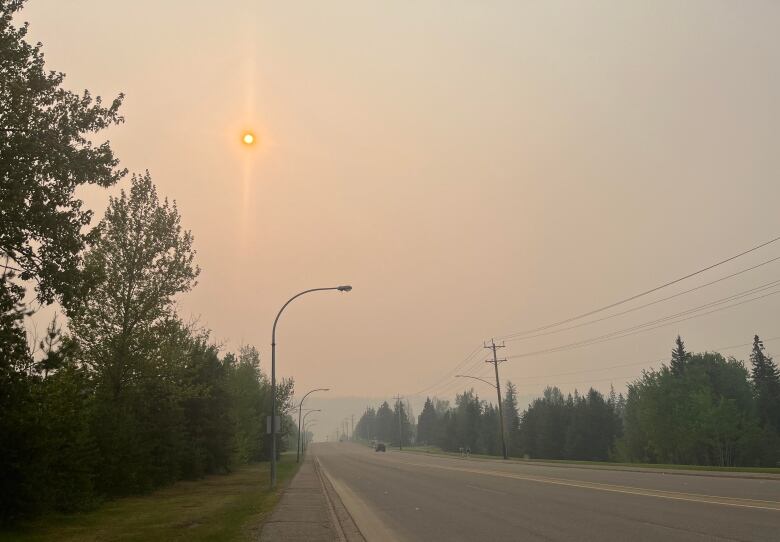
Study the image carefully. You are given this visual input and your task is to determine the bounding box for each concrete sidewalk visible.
[259,454,364,541]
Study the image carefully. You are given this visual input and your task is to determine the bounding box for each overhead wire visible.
[501,254,780,343]
[409,344,482,397]
[496,235,780,340]
[409,236,780,402]
[507,282,780,359]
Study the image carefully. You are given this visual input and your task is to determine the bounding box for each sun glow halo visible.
[242,132,255,145]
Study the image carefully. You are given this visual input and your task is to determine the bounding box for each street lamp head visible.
[337,285,352,292]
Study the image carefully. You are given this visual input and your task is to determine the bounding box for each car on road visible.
[375,442,386,452]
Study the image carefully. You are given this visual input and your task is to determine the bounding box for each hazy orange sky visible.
[20,1,780,436]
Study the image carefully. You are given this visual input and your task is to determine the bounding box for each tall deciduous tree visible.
[69,173,199,396]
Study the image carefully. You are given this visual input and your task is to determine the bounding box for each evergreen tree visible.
[670,335,690,376]
[375,402,395,443]
[454,390,482,452]
[750,335,780,432]
[417,397,437,445]
[502,381,522,456]
[393,400,412,447]
[355,407,377,441]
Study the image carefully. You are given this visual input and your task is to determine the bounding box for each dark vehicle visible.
[375,442,386,452]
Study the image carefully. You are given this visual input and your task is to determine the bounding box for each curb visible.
[315,458,366,542]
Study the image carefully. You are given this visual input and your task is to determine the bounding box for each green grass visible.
[401,446,780,475]
[0,455,300,542]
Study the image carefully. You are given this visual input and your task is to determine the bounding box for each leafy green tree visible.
[66,173,200,494]
[619,351,765,466]
[0,0,125,307]
[1,1,123,519]
[69,172,199,397]
[226,346,268,463]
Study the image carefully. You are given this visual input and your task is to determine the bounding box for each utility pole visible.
[351,414,354,440]
[485,339,508,460]
[394,394,404,450]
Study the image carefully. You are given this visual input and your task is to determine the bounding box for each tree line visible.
[355,335,780,467]
[1,2,294,523]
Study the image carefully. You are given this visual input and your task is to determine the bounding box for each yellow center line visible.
[394,459,780,511]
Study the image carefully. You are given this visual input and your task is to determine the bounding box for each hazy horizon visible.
[19,0,780,440]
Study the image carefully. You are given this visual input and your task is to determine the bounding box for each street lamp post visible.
[301,410,320,457]
[303,423,318,453]
[297,388,329,463]
[270,285,352,487]
[455,373,508,460]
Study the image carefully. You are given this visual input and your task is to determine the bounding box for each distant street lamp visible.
[303,416,319,454]
[302,411,320,455]
[270,285,352,487]
[297,389,329,463]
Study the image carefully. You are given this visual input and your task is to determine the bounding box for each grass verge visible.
[401,445,780,475]
[0,454,300,542]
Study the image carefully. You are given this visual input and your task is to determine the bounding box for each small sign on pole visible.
[266,415,280,434]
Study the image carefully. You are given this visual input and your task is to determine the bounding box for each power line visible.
[424,352,493,398]
[501,254,780,343]
[497,235,780,339]
[409,243,780,403]
[409,345,482,397]
[507,283,780,360]
[499,335,780,384]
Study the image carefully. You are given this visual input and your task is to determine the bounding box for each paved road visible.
[313,442,780,542]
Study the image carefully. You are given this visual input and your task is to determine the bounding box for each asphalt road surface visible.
[313,442,779,542]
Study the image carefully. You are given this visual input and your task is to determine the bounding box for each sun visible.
[242,132,255,145]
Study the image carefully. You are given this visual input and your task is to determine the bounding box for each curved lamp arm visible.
[273,286,352,346]
[455,374,498,390]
